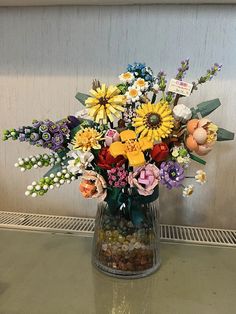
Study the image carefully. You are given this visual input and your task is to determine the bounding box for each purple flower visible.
[30,132,39,142]
[52,133,64,146]
[36,140,44,147]
[39,124,49,133]
[42,132,51,141]
[48,123,59,134]
[160,161,185,189]
[32,120,42,128]
[60,125,69,135]
[67,116,80,129]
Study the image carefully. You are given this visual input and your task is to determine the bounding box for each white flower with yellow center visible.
[183,185,194,197]
[134,78,149,91]
[119,72,134,84]
[125,86,142,103]
[195,170,207,184]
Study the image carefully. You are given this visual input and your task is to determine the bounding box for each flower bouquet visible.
[3,60,234,278]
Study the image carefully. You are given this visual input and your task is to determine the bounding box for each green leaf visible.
[191,98,221,118]
[217,127,235,141]
[75,92,90,106]
[189,153,206,165]
[117,83,128,94]
[70,125,81,139]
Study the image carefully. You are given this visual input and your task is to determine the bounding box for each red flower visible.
[97,147,126,170]
[151,143,169,162]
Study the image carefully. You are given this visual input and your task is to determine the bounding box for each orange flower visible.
[79,171,107,201]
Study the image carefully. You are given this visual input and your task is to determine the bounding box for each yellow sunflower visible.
[72,127,103,152]
[85,84,126,124]
[132,102,174,141]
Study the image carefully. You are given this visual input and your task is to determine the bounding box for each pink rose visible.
[128,164,160,196]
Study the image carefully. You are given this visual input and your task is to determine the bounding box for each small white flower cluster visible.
[25,169,76,197]
[14,153,63,172]
[119,72,150,104]
[171,146,190,167]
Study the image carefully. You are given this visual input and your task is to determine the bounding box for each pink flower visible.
[128,164,160,196]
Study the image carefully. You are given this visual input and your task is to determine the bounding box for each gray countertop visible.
[0,229,235,314]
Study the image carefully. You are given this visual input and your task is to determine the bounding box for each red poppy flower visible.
[151,143,169,162]
[97,147,126,170]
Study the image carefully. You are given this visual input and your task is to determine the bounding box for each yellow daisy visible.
[85,84,126,124]
[132,101,174,141]
[72,127,103,152]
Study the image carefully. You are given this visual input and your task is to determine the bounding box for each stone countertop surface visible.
[0,229,235,314]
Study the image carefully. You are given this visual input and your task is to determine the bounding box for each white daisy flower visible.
[183,185,194,197]
[119,72,134,84]
[125,86,142,103]
[195,170,207,184]
[134,78,149,91]
[67,151,94,175]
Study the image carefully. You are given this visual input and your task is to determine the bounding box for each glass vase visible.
[92,193,161,278]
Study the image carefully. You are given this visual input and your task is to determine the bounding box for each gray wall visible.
[0,5,235,229]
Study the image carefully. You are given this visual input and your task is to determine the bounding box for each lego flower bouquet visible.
[3,60,234,278]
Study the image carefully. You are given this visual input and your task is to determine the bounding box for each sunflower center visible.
[146,113,161,128]
[99,97,108,106]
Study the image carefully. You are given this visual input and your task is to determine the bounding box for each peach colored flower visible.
[79,170,107,201]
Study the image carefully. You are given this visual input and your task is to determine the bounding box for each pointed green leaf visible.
[189,153,206,165]
[75,92,90,106]
[217,127,235,141]
[191,98,221,118]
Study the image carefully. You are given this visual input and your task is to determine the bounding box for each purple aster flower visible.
[30,132,39,142]
[60,125,69,135]
[48,123,59,134]
[160,161,185,189]
[39,124,49,133]
[42,132,51,141]
[32,120,42,128]
[36,139,44,147]
[52,133,64,146]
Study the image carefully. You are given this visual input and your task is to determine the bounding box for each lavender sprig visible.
[175,58,190,81]
[192,63,222,92]
[157,70,167,92]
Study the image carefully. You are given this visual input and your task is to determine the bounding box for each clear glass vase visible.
[92,194,161,278]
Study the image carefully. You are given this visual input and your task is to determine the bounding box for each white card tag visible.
[168,79,193,97]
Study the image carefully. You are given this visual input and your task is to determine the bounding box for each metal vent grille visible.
[0,211,235,247]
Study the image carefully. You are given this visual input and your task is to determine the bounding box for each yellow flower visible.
[109,130,153,167]
[206,122,218,144]
[72,127,103,152]
[132,102,174,141]
[85,84,126,124]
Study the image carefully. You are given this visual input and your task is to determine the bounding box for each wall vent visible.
[0,211,235,247]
